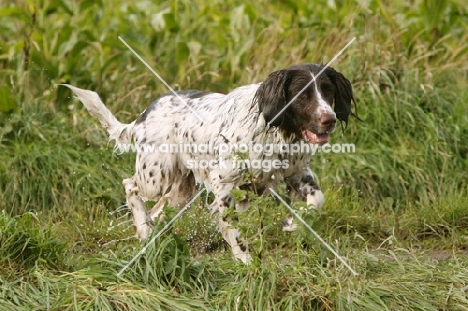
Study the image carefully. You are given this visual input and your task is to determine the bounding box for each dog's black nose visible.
[320,112,336,127]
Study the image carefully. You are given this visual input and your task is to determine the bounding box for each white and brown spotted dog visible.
[63,63,357,263]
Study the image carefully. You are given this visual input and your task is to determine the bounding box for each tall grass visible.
[1,0,468,310]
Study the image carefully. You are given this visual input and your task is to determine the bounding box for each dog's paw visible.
[232,244,252,264]
[135,225,151,240]
[307,190,325,210]
[281,215,298,232]
[235,252,252,264]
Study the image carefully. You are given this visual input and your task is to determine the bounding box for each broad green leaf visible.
[0,7,31,23]
[163,13,180,31]
[176,42,190,63]
[57,31,78,59]
[80,0,103,11]
[0,86,16,112]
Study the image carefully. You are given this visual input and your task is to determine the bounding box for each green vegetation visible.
[1,0,468,309]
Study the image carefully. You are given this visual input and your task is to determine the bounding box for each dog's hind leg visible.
[123,177,149,239]
[147,172,196,223]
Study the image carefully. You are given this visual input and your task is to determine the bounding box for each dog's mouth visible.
[301,128,330,145]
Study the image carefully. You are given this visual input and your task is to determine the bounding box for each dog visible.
[63,63,357,263]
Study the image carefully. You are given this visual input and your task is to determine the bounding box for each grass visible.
[1,0,468,310]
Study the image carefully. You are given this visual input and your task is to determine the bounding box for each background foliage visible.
[1,0,468,310]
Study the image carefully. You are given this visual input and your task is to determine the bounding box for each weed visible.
[1,0,468,310]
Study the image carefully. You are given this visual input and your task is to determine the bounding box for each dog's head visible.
[254,63,357,144]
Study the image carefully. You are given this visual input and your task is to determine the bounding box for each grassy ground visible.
[1,0,468,310]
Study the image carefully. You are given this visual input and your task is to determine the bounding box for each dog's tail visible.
[60,84,134,149]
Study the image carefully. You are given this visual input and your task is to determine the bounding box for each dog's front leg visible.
[282,167,325,232]
[208,171,251,264]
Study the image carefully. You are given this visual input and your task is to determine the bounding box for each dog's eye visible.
[321,86,334,98]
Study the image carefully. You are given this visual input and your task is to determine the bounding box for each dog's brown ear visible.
[254,70,293,126]
[326,68,358,129]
